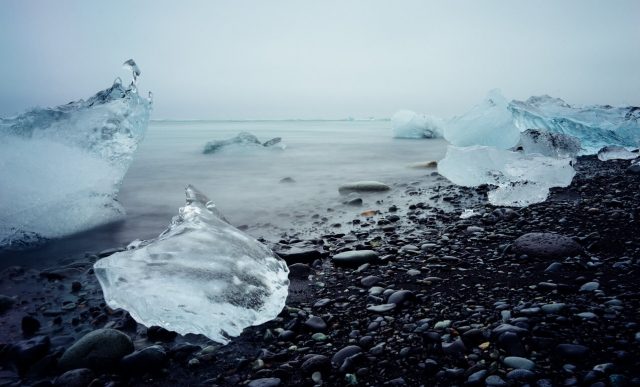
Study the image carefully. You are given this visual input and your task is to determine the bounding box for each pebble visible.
[247,377,281,387]
[579,281,600,292]
[367,304,395,313]
[332,250,379,266]
[304,316,327,331]
[58,329,134,370]
[503,356,535,370]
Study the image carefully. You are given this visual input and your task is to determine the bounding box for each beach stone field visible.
[1,155,639,386]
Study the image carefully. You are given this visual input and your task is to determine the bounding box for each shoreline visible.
[1,155,639,386]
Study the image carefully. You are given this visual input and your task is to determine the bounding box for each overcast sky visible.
[0,0,638,119]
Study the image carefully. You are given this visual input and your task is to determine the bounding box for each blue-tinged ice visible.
[518,129,582,158]
[444,90,521,149]
[391,110,444,139]
[438,145,575,207]
[0,60,151,249]
[94,185,289,344]
[509,95,640,154]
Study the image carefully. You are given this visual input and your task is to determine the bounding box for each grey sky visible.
[0,0,638,119]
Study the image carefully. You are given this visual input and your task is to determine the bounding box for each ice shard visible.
[444,90,521,149]
[93,185,290,344]
[391,110,444,139]
[597,145,638,161]
[509,95,640,154]
[438,145,575,207]
[0,60,151,249]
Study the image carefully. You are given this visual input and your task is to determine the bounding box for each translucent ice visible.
[518,129,581,158]
[391,110,444,139]
[509,95,640,154]
[438,145,575,206]
[203,132,285,154]
[94,185,289,344]
[445,90,521,149]
[0,61,151,249]
[597,145,638,161]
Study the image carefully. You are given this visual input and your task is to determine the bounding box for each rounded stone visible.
[58,329,134,371]
[338,181,390,195]
[332,250,379,266]
[512,232,583,259]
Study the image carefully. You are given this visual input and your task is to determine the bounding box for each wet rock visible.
[332,345,362,367]
[21,316,41,336]
[247,377,281,387]
[120,345,167,375]
[360,275,382,287]
[58,329,134,371]
[0,295,15,314]
[304,316,327,331]
[512,232,584,259]
[12,335,50,369]
[287,263,313,279]
[338,181,390,195]
[146,326,178,342]
[387,290,414,306]
[366,304,395,313]
[276,247,322,265]
[555,343,589,360]
[54,368,95,387]
[503,356,535,370]
[332,250,379,266]
[301,354,330,374]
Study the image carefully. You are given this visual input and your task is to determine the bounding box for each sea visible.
[2,120,448,268]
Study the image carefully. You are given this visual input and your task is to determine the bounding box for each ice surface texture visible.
[438,145,575,207]
[518,129,581,158]
[445,90,521,149]
[510,95,640,154]
[597,145,638,161]
[94,185,289,344]
[392,110,443,139]
[0,60,151,249]
[203,132,285,154]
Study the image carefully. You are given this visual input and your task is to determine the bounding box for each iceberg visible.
[391,110,443,139]
[203,132,285,154]
[597,145,638,161]
[438,145,575,206]
[0,60,151,249]
[445,90,521,149]
[509,95,640,154]
[93,185,289,344]
[518,129,581,158]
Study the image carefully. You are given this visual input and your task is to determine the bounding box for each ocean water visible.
[2,120,448,267]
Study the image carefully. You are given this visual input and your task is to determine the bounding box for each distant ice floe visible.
[94,185,289,344]
[391,110,444,139]
[203,132,285,154]
[0,60,152,249]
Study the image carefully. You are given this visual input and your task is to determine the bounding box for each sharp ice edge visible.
[391,110,444,139]
[0,61,152,249]
[93,185,290,344]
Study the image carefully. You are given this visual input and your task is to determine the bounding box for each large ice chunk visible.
[0,60,151,249]
[438,145,575,206]
[518,129,582,158]
[509,95,640,154]
[391,110,444,139]
[203,132,285,154]
[93,185,290,344]
[444,90,521,149]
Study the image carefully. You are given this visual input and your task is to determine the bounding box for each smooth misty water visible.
[2,120,448,268]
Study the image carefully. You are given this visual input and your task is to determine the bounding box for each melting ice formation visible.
[0,60,152,249]
[436,90,639,206]
[94,185,289,344]
[597,145,638,161]
[203,132,285,154]
[391,110,444,139]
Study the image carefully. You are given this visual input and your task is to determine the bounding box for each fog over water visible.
[1,0,639,119]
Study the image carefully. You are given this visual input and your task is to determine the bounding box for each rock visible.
[503,356,535,370]
[12,335,50,369]
[579,281,599,292]
[332,345,362,367]
[338,181,391,195]
[626,163,640,175]
[276,247,322,264]
[21,316,41,336]
[54,368,95,387]
[360,275,382,287]
[301,354,330,374]
[492,324,528,337]
[512,232,584,259]
[498,332,526,357]
[346,198,363,206]
[305,316,327,331]
[485,375,508,386]
[119,345,167,375]
[541,303,566,314]
[544,262,563,272]
[387,290,414,306]
[555,344,589,360]
[366,304,396,313]
[442,339,466,357]
[0,295,15,314]
[279,177,295,183]
[407,161,438,169]
[467,369,487,385]
[58,329,134,370]
[287,263,313,279]
[247,377,281,387]
[146,326,177,342]
[506,369,536,381]
[332,250,379,266]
